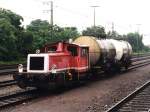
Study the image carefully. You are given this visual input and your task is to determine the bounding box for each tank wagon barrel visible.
[73,36,132,71]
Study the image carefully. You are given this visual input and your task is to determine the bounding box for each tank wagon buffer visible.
[73,36,132,72]
[14,36,132,89]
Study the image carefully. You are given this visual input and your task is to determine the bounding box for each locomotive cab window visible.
[81,47,88,57]
[47,46,57,52]
[67,46,78,56]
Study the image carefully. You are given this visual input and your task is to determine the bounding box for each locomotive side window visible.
[81,48,88,57]
[67,46,78,56]
[47,46,57,52]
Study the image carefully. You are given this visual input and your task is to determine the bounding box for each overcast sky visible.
[0,0,150,45]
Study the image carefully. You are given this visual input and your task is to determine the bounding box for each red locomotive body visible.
[43,42,89,73]
[14,42,89,88]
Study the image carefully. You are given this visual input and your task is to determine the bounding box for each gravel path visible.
[2,65,150,112]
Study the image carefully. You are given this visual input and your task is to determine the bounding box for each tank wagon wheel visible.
[115,65,121,73]
[125,65,129,70]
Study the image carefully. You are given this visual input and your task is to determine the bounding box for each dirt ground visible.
[2,65,150,112]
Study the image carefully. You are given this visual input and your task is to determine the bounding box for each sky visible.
[0,0,150,45]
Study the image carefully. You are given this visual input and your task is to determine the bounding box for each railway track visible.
[0,80,17,88]
[0,88,40,109]
[131,55,150,62]
[0,57,149,88]
[106,80,150,112]
[0,54,150,109]
[0,61,149,111]
[130,59,150,70]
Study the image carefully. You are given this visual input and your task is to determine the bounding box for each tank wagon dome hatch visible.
[73,36,101,65]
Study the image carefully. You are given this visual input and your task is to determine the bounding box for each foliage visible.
[51,26,79,42]
[26,19,50,50]
[0,8,149,62]
[0,8,33,61]
[107,31,123,40]
[82,26,106,38]
[107,31,149,52]
[126,33,144,52]
[27,19,79,50]
[17,31,33,56]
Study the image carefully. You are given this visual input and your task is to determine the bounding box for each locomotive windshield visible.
[67,46,78,56]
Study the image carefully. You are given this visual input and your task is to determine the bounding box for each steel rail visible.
[0,58,148,88]
[129,60,150,70]
[131,55,150,62]
[0,88,39,109]
[106,80,150,112]
[0,80,17,87]
[0,54,149,109]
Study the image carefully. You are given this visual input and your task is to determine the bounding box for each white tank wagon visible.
[73,36,132,72]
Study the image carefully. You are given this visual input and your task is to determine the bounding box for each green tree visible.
[126,32,144,52]
[26,19,50,50]
[27,19,79,50]
[52,26,79,42]
[0,8,24,61]
[0,8,33,61]
[82,26,106,38]
[107,31,123,40]
[17,31,33,56]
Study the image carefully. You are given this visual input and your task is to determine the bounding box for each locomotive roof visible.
[44,41,88,47]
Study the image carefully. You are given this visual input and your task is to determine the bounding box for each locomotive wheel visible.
[17,81,27,89]
[125,65,128,70]
[55,73,65,88]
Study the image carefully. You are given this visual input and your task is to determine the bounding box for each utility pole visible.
[43,1,54,39]
[50,1,54,39]
[136,24,141,56]
[91,6,99,27]
[43,1,54,25]
[111,22,114,38]
[112,22,114,32]
[50,1,53,27]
